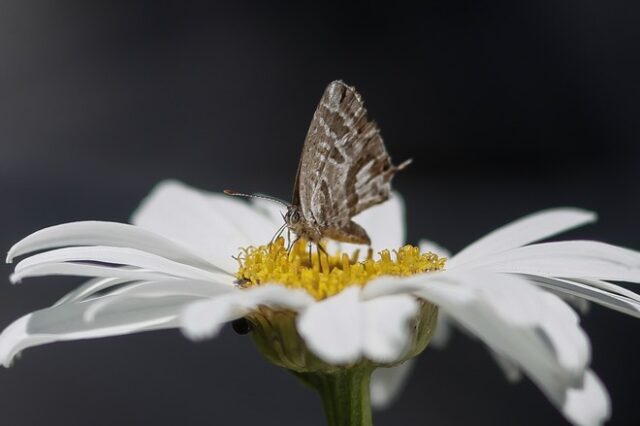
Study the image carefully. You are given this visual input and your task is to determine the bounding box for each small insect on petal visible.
[231,318,253,335]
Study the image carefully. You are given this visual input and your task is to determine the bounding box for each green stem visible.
[297,367,374,426]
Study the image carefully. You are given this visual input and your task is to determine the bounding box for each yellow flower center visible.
[235,237,446,300]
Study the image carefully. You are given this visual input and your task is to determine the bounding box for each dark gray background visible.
[0,1,639,425]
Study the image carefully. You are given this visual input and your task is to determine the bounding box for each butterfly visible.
[227,80,410,246]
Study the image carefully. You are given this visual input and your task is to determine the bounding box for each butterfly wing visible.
[293,81,409,238]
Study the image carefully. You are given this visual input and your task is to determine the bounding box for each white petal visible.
[11,263,172,284]
[132,180,279,272]
[362,272,472,302]
[13,246,232,284]
[57,276,233,308]
[576,278,640,302]
[370,359,415,409]
[368,272,561,330]
[467,241,640,283]
[563,371,611,426]
[419,239,451,258]
[7,221,221,273]
[537,291,590,374]
[101,279,231,299]
[297,287,419,364]
[354,192,406,250]
[450,208,596,267]
[297,287,362,363]
[525,275,640,319]
[180,285,314,341]
[0,294,198,367]
[85,279,236,321]
[55,277,135,305]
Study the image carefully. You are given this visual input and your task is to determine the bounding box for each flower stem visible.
[296,366,374,426]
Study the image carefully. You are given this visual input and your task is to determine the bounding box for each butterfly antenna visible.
[223,189,289,208]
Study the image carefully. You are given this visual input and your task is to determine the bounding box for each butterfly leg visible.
[316,242,329,257]
[287,234,301,254]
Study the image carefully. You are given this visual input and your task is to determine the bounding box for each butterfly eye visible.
[286,209,300,225]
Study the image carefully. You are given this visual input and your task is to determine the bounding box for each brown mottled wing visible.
[293,80,409,232]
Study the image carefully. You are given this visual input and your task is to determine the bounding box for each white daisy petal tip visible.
[6,240,25,263]
[180,299,230,341]
[0,314,31,367]
[563,371,610,426]
[370,359,415,410]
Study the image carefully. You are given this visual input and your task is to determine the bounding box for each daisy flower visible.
[3,180,640,426]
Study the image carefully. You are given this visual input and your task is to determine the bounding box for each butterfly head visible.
[283,204,324,243]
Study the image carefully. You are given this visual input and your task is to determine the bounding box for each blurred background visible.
[1,1,639,425]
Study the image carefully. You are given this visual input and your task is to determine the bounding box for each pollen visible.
[235,237,446,300]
